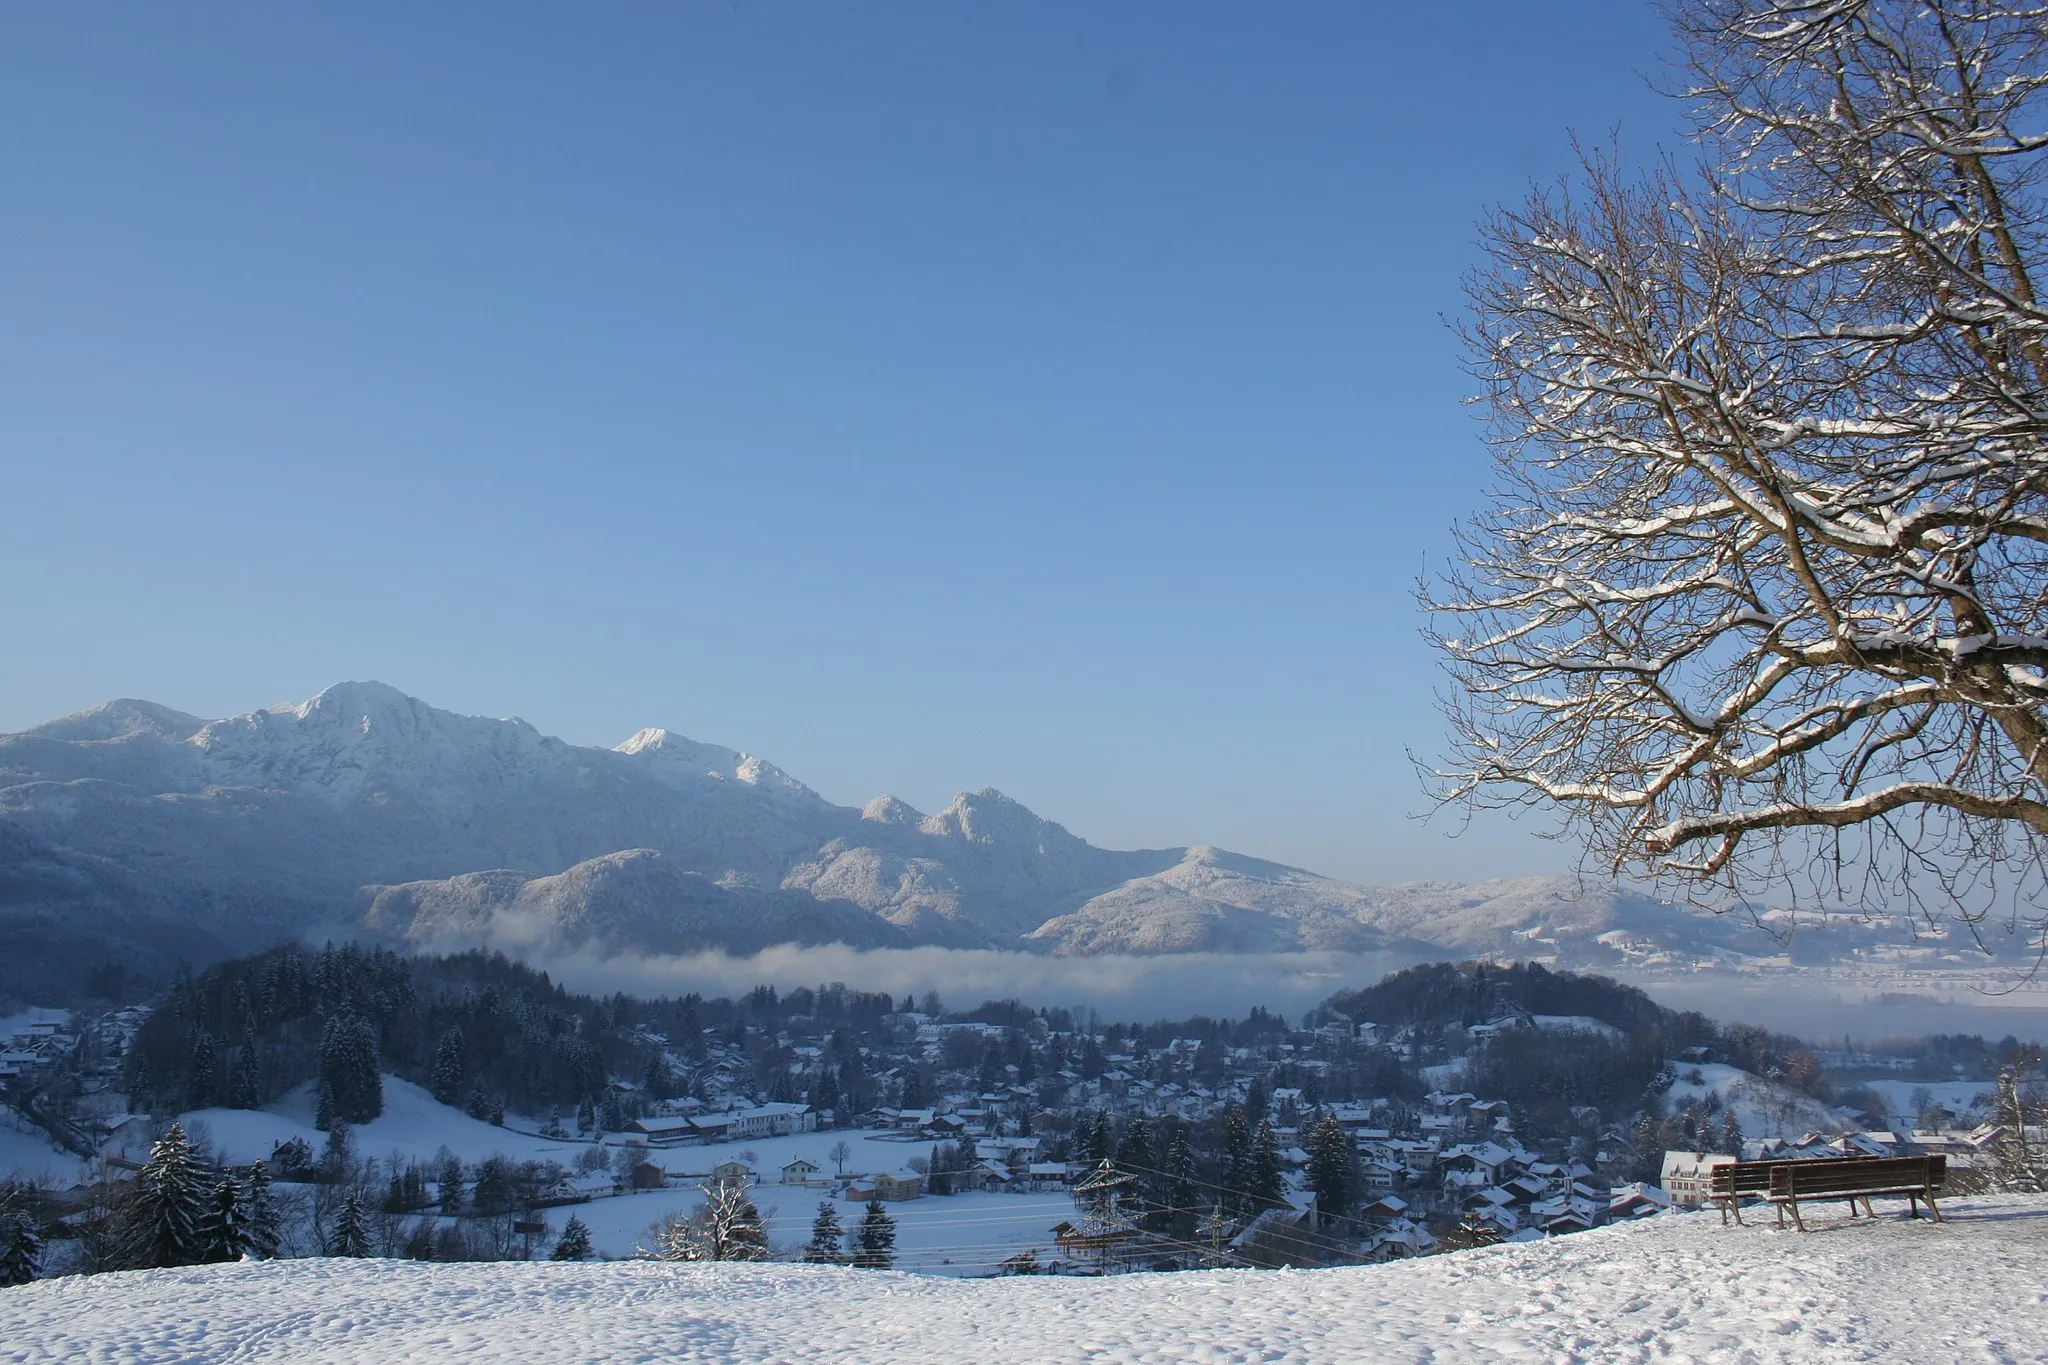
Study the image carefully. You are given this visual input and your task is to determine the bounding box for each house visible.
[847,1173,922,1202]
[1659,1150,1736,1208]
[707,1160,753,1188]
[780,1158,824,1186]
[1609,1182,1671,1219]
[631,1160,669,1191]
[627,1115,701,1147]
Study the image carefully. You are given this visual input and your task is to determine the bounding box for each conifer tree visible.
[0,1216,41,1287]
[1080,1111,1110,1165]
[244,1161,280,1259]
[1632,1113,1663,1182]
[853,1200,896,1269]
[1222,1106,1252,1216]
[200,1172,251,1262]
[319,1014,383,1126]
[1248,1119,1284,1211]
[1115,1118,1152,1181]
[430,1028,466,1105]
[576,1093,597,1136]
[1718,1111,1744,1159]
[187,1034,216,1110]
[803,1200,846,1264]
[226,1045,260,1109]
[437,1152,465,1214]
[124,1121,207,1269]
[1304,1115,1356,1229]
[328,1192,371,1257]
[1163,1126,1198,1242]
[551,1215,593,1261]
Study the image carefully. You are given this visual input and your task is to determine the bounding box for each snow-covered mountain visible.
[0,681,1831,991]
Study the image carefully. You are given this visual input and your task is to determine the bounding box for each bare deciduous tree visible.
[1427,0,2048,940]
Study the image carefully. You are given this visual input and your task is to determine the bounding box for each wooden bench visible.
[1711,1156,1945,1231]
[1707,1159,1790,1225]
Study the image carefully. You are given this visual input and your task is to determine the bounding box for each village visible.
[0,977,2024,1276]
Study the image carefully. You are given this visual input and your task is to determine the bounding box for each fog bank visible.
[539,944,2048,1042]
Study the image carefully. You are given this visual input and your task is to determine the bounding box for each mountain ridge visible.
[0,680,1853,995]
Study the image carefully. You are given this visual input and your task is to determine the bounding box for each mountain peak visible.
[614,727,819,802]
[861,794,924,825]
[17,698,208,743]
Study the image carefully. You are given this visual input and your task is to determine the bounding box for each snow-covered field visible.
[573,1186,1070,1273]
[1857,1078,1994,1128]
[172,1081,1053,1273]
[6,1197,2045,1363]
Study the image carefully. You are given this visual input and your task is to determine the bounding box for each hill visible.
[4,1197,2042,1362]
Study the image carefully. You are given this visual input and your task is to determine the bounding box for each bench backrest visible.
[1707,1160,1793,1197]
[1770,1155,1945,1198]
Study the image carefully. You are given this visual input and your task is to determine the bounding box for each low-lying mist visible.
[536,944,2048,1042]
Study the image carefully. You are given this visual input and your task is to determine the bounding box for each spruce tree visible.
[0,1217,41,1287]
[803,1201,846,1264]
[329,1192,371,1257]
[187,1034,216,1110]
[245,1161,281,1259]
[226,1046,260,1109]
[430,1028,466,1105]
[200,1173,251,1262]
[1222,1106,1252,1216]
[1164,1126,1198,1242]
[1718,1110,1744,1159]
[1248,1119,1284,1211]
[1304,1115,1356,1228]
[318,1014,383,1126]
[1080,1111,1110,1165]
[552,1216,593,1261]
[853,1200,896,1269]
[576,1093,597,1136]
[124,1122,207,1269]
[437,1153,466,1214]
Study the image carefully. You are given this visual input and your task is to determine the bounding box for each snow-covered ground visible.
[173,1080,1053,1273]
[6,1197,2045,1363]
[0,1109,81,1186]
[1662,1062,1849,1139]
[173,1077,591,1168]
[1857,1078,1994,1128]
[572,1186,1071,1273]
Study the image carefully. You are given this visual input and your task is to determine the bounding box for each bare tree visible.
[643,1180,770,1262]
[1428,0,2048,940]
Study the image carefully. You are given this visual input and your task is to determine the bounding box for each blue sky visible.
[2,2,1677,882]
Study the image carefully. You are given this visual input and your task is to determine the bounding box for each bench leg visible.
[1863,1196,1876,1219]
[1789,1195,1806,1232]
[1925,1192,1942,1224]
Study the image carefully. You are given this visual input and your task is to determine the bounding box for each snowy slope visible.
[0,1109,82,1186]
[174,1076,591,1170]
[1663,1063,1850,1139]
[6,1197,2045,1363]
